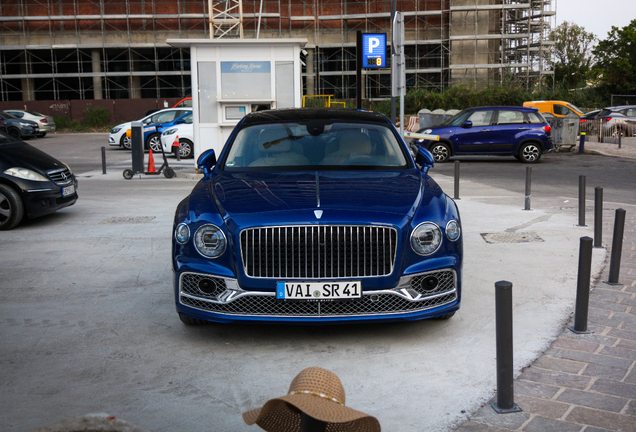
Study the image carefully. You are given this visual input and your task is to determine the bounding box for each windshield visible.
[567,103,583,114]
[441,110,470,127]
[222,121,410,171]
[0,111,18,120]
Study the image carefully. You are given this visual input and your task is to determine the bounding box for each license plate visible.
[62,185,75,197]
[276,281,362,300]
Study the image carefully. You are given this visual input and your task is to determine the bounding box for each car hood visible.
[0,141,68,172]
[196,170,441,227]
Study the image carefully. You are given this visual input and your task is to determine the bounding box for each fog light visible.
[198,278,217,294]
[421,276,439,291]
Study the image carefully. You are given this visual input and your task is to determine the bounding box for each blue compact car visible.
[172,108,462,325]
[413,106,553,163]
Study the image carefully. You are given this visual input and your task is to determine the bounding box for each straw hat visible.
[243,367,381,432]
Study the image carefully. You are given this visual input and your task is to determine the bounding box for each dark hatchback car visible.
[413,106,553,163]
[172,108,462,325]
[0,110,40,140]
[0,133,78,230]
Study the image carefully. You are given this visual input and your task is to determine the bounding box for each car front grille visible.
[47,168,73,185]
[178,270,457,318]
[240,225,398,279]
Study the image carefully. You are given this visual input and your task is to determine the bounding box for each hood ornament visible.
[314,210,323,219]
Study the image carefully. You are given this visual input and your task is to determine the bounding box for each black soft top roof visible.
[240,108,391,126]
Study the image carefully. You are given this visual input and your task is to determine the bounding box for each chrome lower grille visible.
[240,225,398,279]
[178,269,457,318]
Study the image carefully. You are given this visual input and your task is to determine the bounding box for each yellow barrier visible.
[302,95,346,108]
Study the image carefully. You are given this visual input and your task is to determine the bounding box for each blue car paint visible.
[172,108,463,324]
[414,106,553,162]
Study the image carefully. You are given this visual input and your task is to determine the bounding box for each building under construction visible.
[0,0,555,102]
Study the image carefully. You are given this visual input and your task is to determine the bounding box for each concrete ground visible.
[0,152,607,432]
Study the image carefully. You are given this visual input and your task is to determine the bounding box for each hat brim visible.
[243,394,380,432]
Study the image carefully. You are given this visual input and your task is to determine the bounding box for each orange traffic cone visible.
[147,148,156,173]
[172,135,180,149]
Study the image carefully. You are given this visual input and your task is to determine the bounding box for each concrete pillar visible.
[19,52,35,101]
[129,52,141,99]
[91,49,103,100]
[305,48,315,96]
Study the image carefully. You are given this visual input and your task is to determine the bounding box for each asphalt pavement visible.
[0,136,634,432]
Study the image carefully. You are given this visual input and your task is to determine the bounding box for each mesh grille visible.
[178,270,457,317]
[47,168,73,185]
[240,225,398,279]
[181,274,227,299]
[410,270,455,295]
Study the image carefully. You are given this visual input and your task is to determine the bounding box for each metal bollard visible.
[605,209,626,285]
[578,175,586,226]
[454,160,460,200]
[490,281,522,414]
[569,237,594,334]
[594,187,603,248]
[618,130,622,149]
[301,413,327,432]
[101,146,107,174]
[578,132,586,154]
[524,166,531,211]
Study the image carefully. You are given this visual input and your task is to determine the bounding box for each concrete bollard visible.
[605,209,626,286]
[569,237,594,334]
[490,281,522,414]
[524,166,531,211]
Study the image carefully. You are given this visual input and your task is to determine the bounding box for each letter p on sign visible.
[368,37,380,53]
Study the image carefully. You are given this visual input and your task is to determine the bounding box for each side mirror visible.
[461,120,473,128]
[143,118,152,125]
[197,149,217,175]
[415,147,435,174]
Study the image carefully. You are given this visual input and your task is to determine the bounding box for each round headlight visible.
[175,223,190,244]
[194,224,227,258]
[446,220,461,241]
[411,222,442,256]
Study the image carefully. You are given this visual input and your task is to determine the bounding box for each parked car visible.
[173,97,192,108]
[579,109,602,135]
[0,132,78,230]
[172,108,463,325]
[3,109,56,137]
[523,100,584,118]
[413,106,553,163]
[108,108,191,150]
[160,115,194,158]
[596,106,636,137]
[0,111,40,140]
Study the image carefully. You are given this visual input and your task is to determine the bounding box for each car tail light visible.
[40,118,48,123]
[579,119,586,123]
[601,117,611,122]
[544,125,551,133]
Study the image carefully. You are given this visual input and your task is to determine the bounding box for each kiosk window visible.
[225,106,247,120]
[198,62,218,123]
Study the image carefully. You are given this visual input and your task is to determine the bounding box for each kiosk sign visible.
[362,33,387,68]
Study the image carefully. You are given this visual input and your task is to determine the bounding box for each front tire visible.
[430,142,451,163]
[146,133,162,152]
[120,134,132,150]
[0,184,25,230]
[518,142,542,163]
[179,314,207,325]
[7,127,21,140]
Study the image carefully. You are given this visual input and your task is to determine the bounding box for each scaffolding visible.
[0,0,554,102]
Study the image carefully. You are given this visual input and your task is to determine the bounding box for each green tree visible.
[593,19,636,94]
[549,21,596,89]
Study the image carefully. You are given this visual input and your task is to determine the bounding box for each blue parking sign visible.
[362,33,387,68]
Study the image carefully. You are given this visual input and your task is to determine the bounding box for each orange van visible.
[523,101,584,118]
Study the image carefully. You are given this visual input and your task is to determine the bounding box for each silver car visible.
[597,106,636,137]
[4,109,56,138]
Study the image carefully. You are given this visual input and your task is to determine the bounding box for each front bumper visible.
[175,268,460,324]
[20,179,79,219]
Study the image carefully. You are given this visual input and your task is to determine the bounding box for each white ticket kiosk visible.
[166,38,307,160]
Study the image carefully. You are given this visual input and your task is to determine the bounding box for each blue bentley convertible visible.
[172,108,462,324]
